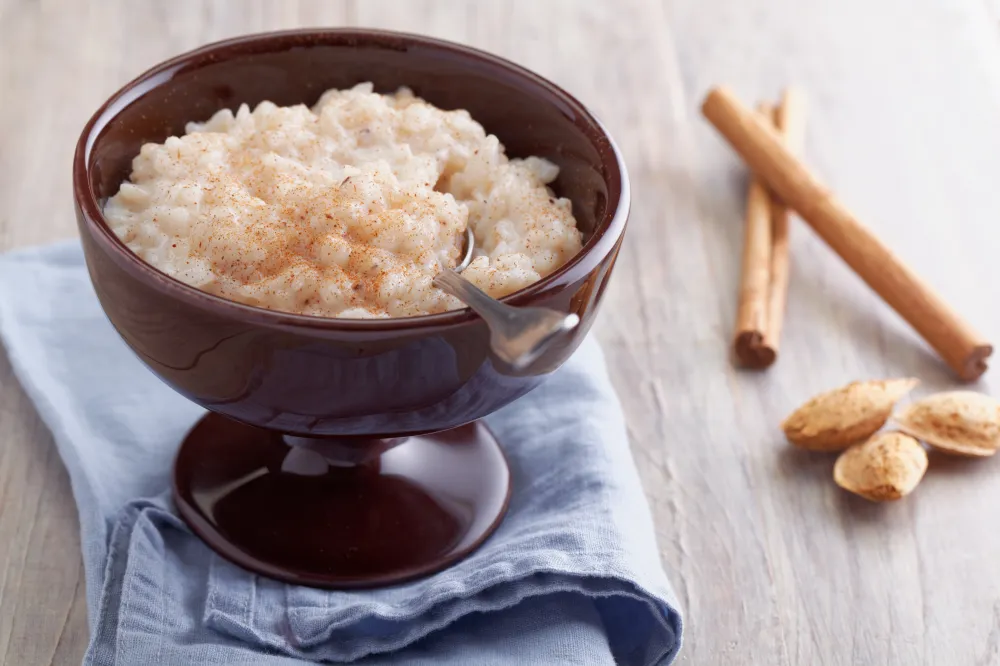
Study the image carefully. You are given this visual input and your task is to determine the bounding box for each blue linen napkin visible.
[0,241,683,665]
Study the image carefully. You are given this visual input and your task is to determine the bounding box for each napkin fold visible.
[0,241,682,665]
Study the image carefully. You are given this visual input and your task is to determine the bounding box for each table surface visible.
[4,1,1000,664]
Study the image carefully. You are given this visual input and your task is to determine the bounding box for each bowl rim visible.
[72,27,631,331]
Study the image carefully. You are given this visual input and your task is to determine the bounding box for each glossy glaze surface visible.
[73,29,629,437]
[174,413,511,587]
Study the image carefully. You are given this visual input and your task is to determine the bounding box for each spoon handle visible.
[433,268,578,370]
[434,269,519,327]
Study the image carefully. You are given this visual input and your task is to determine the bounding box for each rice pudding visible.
[103,83,582,318]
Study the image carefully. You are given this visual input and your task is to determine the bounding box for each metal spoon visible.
[433,227,580,371]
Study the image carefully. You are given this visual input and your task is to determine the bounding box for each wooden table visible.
[3,1,1000,663]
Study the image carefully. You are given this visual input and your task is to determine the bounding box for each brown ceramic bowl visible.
[73,29,629,588]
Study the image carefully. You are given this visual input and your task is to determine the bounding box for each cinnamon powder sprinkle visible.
[103,83,583,318]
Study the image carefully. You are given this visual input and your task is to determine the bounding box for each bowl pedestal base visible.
[172,413,511,588]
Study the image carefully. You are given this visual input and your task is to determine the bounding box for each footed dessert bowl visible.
[73,29,629,588]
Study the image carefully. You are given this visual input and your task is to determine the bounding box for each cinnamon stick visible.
[732,103,778,367]
[732,92,808,367]
[704,86,992,381]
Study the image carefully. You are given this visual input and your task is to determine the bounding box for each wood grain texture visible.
[3,0,1000,663]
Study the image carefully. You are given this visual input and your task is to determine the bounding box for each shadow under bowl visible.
[73,29,630,588]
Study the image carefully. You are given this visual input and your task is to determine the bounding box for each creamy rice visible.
[103,83,582,318]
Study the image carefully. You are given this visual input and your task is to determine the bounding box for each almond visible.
[833,432,928,501]
[781,378,919,451]
[893,391,1000,457]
